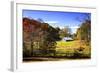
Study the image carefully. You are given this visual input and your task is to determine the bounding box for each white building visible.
[62,37,73,41]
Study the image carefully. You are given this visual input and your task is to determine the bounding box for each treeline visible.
[23,18,60,57]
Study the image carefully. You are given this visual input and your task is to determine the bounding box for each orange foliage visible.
[41,23,48,31]
[23,17,49,33]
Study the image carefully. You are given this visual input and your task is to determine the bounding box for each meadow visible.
[55,40,91,58]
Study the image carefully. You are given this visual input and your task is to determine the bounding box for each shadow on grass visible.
[23,56,91,62]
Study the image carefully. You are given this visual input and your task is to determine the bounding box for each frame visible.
[11,1,97,71]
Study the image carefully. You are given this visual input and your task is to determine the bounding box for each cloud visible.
[58,26,79,30]
[70,26,79,29]
[44,21,59,24]
[70,26,79,34]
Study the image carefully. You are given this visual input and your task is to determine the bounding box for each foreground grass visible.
[56,40,91,57]
[23,40,91,62]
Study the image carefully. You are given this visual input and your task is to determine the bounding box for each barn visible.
[62,37,73,41]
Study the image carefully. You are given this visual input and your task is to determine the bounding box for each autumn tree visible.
[23,17,60,57]
[76,20,91,42]
[76,13,91,44]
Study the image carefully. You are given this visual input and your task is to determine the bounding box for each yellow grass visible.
[56,40,91,55]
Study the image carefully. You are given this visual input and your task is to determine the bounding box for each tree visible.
[23,17,59,57]
[59,26,71,38]
[76,13,91,44]
[39,24,59,56]
[76,20,91,43]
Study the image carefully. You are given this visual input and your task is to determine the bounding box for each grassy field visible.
[55,40,91,58]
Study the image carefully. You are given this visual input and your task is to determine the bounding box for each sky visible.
[23,10,91,34]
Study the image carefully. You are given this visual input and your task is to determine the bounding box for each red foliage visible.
[23,18,41,32]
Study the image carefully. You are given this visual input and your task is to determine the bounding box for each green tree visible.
[40,24,59,56]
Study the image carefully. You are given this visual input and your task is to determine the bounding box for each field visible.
[55,40,91,58]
